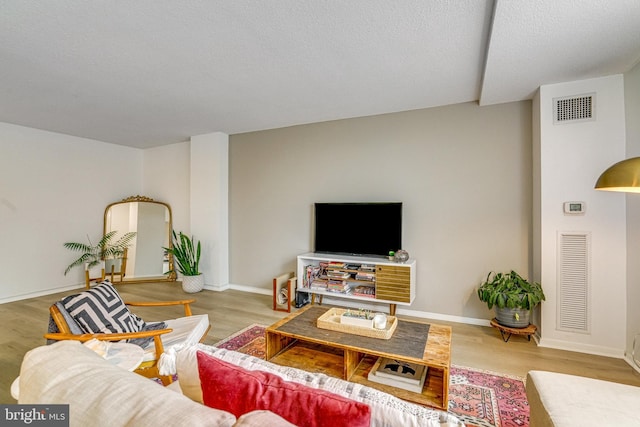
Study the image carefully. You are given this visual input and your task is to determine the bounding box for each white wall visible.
[229,101,532,321]
[624,61,640,368]
[0,122,142,302]
[536,75,627,357]
[142,141,191,233]
[0,127,193,302]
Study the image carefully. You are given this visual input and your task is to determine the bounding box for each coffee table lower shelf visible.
[266,338,447,410]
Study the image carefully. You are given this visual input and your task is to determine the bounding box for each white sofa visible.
[526,370,640,426]
[17,341,287,426]
[16,341,463,427]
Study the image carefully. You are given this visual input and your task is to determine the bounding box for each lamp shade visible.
[595,157,640,193]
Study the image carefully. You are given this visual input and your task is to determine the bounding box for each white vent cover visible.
[557,232,590,333]
[553,93,595,124]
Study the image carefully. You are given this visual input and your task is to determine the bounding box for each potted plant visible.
[164,230,203,293]
[477,270,545,328]
[64,231,137,277]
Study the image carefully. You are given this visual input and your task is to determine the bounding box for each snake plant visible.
[163,230,201,276]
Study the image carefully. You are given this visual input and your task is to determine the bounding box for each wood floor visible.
[2,281,640,404]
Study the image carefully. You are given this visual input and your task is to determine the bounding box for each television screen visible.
[314,202,402,257]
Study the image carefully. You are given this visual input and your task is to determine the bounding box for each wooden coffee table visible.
[265,305,452,410]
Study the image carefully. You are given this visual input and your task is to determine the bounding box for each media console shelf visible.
[297,253,416,315]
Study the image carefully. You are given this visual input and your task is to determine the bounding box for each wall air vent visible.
[557,232,590,333]
[553,93,595,124]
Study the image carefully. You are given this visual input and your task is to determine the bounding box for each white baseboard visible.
[4,282,629,362]
[538,337,625,359]
[223,285,493,325]
[624,353,640,374]
[226,283,270,295]
[224,286,628,361]
[286,293,492,326]
[222,287,634,361]
[203,283,231,292]
[0,283,84,305]
[396,307,491,327]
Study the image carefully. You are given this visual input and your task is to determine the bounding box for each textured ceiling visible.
[1,0,639,148]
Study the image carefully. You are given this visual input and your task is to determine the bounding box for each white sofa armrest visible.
[19,341,236,427]
[527,370,640,427]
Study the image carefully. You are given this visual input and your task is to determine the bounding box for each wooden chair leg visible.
[134,365,173,386]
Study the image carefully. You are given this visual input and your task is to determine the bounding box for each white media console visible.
[296,252,416,315]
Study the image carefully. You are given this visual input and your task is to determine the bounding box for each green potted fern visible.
[477,270,545,328]
[64,231,137,277]
[163,230,203,293]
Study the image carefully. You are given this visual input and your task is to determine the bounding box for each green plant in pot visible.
[477,270,545,328]
[64,231,137,276]
[163,230,203,293]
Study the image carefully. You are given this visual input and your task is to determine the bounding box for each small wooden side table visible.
[490,318,537,342]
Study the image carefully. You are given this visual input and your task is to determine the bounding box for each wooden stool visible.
[490,318,537,342]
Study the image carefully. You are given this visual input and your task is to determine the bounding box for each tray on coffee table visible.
[316,307,398,339]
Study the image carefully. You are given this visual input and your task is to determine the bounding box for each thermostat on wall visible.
[563,201,586,215]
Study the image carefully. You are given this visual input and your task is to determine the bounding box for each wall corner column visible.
[190,132,229,290]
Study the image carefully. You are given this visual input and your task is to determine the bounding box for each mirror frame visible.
[104,195,177,283]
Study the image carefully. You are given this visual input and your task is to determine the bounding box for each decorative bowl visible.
[394,249,409,263]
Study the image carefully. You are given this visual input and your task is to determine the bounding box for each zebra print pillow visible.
[62,281,145,335]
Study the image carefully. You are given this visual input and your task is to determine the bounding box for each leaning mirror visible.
[104,196,176,283]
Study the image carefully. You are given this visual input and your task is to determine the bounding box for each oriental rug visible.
[214,324,529,427]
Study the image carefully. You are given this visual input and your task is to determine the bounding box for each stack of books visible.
[359,264,375,272]
[367,357,428,393]
[327,270,351,280]
[355,271,375,281]
[327,280,350,293]
[343,263,361,271]
[352,285,375,298]
[309,280,328,291]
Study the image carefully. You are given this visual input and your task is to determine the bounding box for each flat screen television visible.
[314,202,402,257]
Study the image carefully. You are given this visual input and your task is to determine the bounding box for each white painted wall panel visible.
[537,75,627,356]
[624,61,640,368]
[190,132,229,290]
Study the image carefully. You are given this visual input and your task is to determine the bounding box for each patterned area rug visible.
[215,324,529,427]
